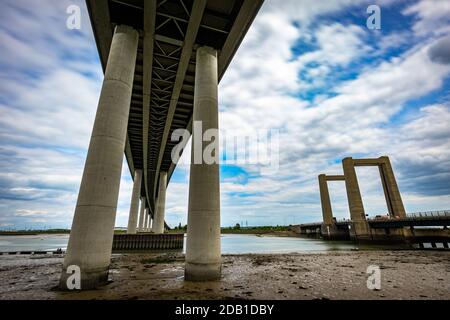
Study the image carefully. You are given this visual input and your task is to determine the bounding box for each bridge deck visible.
[297,211,450,230]
[86,0,263,214]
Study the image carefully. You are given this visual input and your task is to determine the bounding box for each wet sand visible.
[0,251,448,300]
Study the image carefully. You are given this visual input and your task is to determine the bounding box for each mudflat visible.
[0,250,448,300]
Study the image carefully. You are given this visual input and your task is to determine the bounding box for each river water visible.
[0,233,400,253]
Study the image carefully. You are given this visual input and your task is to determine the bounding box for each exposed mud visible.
[0,251,449,300]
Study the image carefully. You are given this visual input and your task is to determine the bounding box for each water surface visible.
[1,233,405,254]
[0,234,69,252]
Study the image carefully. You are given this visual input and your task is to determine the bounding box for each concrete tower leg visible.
[146,210,151,230]
[379,165,394,217]
[59,25,139,290]
[151,197,158,232]
[145,208,150,231]
[379,156,406,218]
[319,174,333,225]
[185,46,221,281]
[342,157,371,241]
[153,172,167,234]
[144,208,149,232]
[127,169,142,234]
[138,197,145,232]
[319,174,341,240]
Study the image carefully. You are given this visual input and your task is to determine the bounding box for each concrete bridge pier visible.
[185,46,221,281]
[152,172,167,234]
[127,169,142,234]
[144,208,149,233]
[145,208,151,232]
[318,174,350,240]
[319,174,333,225]
[148,216,152,232]
[379,156,406,218]
[59,25,139,289]
[342,157,371,241]
[138,197,145,232]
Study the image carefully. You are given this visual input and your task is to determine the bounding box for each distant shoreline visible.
[0,230,70,236]
[221,229,299,237]
[170,226,299,237]
[0,227,298,237]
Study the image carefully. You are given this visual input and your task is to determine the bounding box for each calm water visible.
[0,234,70,252]
[219,234,358,253]
[0,234,362,253]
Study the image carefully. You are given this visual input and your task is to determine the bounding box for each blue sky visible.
[1,0,450,230]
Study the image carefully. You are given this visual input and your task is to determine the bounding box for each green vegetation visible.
[0,228,131,235]
[167,223,292,235]
[167,223,187,234]
[221,225,291,234]
[0,225,292,236]
[0,229,70,235]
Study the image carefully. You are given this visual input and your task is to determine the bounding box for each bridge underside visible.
[87,0,263,215]
[59,0,263,290]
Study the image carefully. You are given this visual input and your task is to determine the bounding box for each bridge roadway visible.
[296,211,450,231]
[87,0,263,217]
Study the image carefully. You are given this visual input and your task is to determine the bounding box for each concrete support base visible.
[321,223,350,240]
[349,220,372,241]
[59,267,109,291]
[185,262,222,281]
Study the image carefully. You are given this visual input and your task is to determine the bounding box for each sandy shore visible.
[0,250,448,300]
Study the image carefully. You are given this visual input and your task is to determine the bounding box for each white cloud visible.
[403,0,450,37]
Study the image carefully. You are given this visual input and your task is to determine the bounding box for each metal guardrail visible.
[367,210,450,221]
[406,210,450,218]
[298,210,450,226]
[297,222,322,227]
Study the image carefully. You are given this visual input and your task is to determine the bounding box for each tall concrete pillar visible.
[127,169,142,234]
[146,211,151,230]
[343,158,365,221]
[146,208,150,231]
[318,174,333,225]
[378,165,394,217]
[151,197,158,232]
[138,197,145,232]
[379,156,406,218]
[143,208,149,232]
[59,25,139,289]
[342,157,370,240]
[152,172,167,234]
[185,46,221,281]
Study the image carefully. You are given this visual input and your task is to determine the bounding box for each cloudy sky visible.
[1,0,450,230]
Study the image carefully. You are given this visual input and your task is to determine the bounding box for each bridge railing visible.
[407,210,450,219]
[366,210,450,221]
[299,210,450,226]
